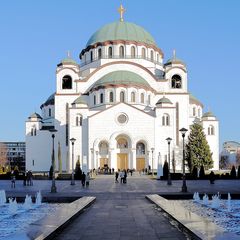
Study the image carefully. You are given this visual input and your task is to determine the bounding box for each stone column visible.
[95,151,99,170]
[132,148,136,170]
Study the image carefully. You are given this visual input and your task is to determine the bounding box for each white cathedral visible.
[26,7,219,174]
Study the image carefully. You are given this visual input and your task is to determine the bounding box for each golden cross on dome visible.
[173,49,176,59]
[67,50,71,58]
[118,4,126,22]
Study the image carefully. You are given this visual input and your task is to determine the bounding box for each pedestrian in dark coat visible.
[81,172,86,187]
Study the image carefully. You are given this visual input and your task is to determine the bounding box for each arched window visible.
[148,95,151,105]
[100,93,104,103]
[156,53,159,62]
[49,108,51,117]
[198,108,201,117]
[109,91,114,102]
[84,54,87,62]
[90,51,93,62]
[120,91,125,102]
[131,46,136,58]
[131,92,136,102]
[141,93,144,103]
[119,46,124,57]
[76,115,82,126]
[150,50,154,61]
[193,107,196,116]
[117,138,128,149]
[108,47,113,58]
[162,114,170,126]
[142,48,146,58]
[99,141,109,155]
[171,74,182,89]
[31,126,36,136]
[136,142,145,155]
[208,125,215,135]
[62,75,72,89]
[98,48,102,59]
[94,95,96,105]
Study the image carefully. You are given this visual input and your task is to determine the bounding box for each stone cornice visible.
[80,40,163,58]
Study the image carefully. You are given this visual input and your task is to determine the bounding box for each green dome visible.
[202,112,215,118]
[61,58,77,65]
[156,96,172,105]
[189,93,203,107]
[40,93,55,109]
[86,21,156,47]
[165,57,185,66]
[73,95,88,105]
[92,71,150,90]
[29,112,42,119]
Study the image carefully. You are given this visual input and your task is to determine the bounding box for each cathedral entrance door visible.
[117,153,128,170]
[136,158,145,171]
[100,158,109,168]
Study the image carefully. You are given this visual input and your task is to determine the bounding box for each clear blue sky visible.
[0,0,239,149]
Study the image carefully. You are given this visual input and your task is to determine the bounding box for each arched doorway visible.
[116,136,129,170]
[136,142,146,171]
[99,141,109,169]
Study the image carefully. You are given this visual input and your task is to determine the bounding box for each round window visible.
[117,113,128,125]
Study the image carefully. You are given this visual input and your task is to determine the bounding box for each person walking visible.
[115,171,119,183]
[209,171,215,184]
[11,171,16,188]
[123,169,127,184]
[120,170,124,184]
[81,172,86,187]
[86,172,90,187]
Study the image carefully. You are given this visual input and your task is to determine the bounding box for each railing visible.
[80,55,163,68]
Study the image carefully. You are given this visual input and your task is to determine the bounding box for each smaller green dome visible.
[189,93,203,107]
[73,95,88,105]
[29,112,42,119]
[202,112,215,118]
[61,57,78,65]
[92,71,151,90]
[41,93,55,109]
[165,57,185,66]
[156,96,172,105]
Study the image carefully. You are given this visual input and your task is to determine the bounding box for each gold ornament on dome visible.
[118,4,126,22]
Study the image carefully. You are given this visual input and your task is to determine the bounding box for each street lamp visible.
[166,137,172,185]
[70,138,76,185]
[49,128,57,193]
[151,147,154,177]
[179,127,188,192]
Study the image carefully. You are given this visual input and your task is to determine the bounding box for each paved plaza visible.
[1,174,240,239]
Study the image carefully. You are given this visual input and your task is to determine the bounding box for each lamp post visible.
[166,137,172,185]
[179,128,188,192]
[49,129,57,193]
[151,147,154,177]
[70,138,76,185]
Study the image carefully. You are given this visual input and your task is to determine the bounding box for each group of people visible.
[81,172,90,187]
[23,170,33,186]
[115,169,127,183]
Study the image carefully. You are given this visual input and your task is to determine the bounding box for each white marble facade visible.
[26,15,219,173]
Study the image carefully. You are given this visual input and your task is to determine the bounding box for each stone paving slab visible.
[52,193,188,240]
[26,196,95,240]
[146,194,239,240]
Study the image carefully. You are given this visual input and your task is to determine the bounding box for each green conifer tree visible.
[185,123,213,173]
